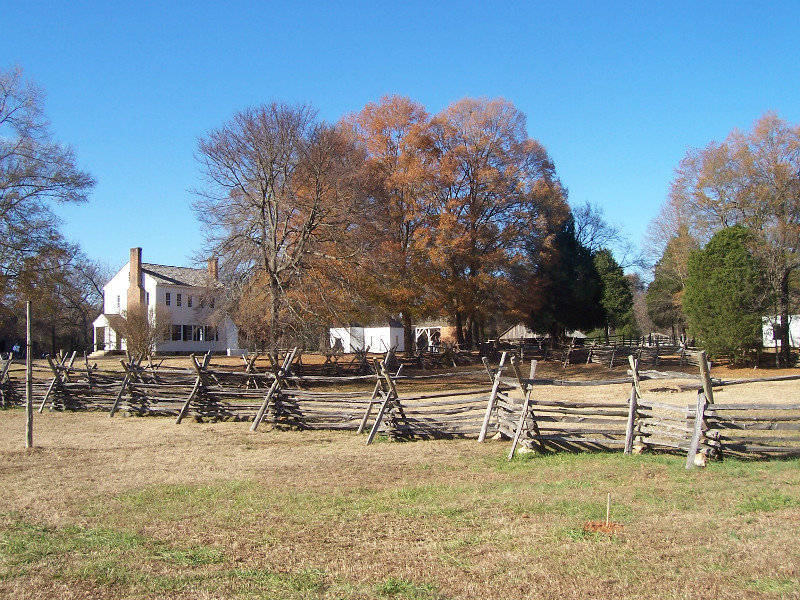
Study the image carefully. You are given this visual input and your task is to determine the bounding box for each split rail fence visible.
[2,349,799,466]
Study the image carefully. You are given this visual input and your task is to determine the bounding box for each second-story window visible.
[177,293,182,307]
[165,292,171,306]
[188,296,193,308]
[116,295,120,311]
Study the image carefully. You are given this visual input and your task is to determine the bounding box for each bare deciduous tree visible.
[0,66,94,302]
[116,304,171,359]
[573,201,643,270]
[193,103,363,355]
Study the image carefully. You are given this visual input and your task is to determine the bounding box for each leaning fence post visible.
[109,370,131,418]
[478,352,507,443]
[686,391,709,469]
[698,351,715,405]
[250,349,295,431]
[508,359,541,458]
[624,355,641,454]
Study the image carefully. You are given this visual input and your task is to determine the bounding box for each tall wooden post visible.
[26,301,33,449]
[698,351,715,405]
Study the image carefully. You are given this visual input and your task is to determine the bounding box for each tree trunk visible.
[549,324,561,348]
[402,312,414,357]
[268,276,280,363]
[455,311,464,347]
[779,269,792,367]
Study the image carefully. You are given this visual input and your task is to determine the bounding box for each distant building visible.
[498,323,537,341]
[762,315,800,349]
[92,248,242,355]
[330,318,405,353]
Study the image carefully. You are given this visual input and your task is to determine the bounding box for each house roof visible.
[142,263,212,287]
[92,313,126,330]
[331,317,404,329]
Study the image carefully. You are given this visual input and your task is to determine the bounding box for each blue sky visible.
[3,1,799,272]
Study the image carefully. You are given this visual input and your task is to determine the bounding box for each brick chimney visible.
[127,247,145,312]
[208,257,219,281]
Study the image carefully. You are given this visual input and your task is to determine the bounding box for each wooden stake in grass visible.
[606,493,611,527]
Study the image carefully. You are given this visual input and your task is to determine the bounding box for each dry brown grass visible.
[1,363,799,599]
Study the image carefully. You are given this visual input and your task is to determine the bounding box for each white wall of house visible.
[762,315,800,348]
[94,257,240,354]
[152,282,236,353]
[103,263,131,315]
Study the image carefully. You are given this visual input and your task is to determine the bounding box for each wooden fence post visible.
[250,348,297,431]
[478,352,507,443]
[686,391,708,469]
[366,360,402,445]
[38,354,65,413]
[508,358,542,458]
[698,351,715,405]
[26,301,33,449]
[624,355,641,454]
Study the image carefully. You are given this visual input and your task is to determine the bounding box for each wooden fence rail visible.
[3,349,799,464]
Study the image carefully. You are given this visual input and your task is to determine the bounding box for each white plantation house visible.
[92,248,241,355]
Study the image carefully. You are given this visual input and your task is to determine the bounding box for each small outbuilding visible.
[763,315,800,349]
[330,318,405,353]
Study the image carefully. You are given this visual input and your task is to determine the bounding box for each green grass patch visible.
[735,491,800,514]
[746,575,800,595]
[374,576,441,599]
[0,513,224,592]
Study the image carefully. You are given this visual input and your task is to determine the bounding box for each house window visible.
[182,325,193,341]
[165,293,171,306]
[171,325,182,341]
[200,298,205,309]
[145,291,150,305]
[188,296,193,308]
[210,297,215,309]
[116,295,120,311]
[177,293,182,307]
[193,326,202,341]
[204,326,218,341]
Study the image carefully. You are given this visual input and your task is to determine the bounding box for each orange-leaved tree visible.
[344,95,438,354]
[428,97,570,347]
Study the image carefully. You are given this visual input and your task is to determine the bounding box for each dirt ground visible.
[1,368,799,599]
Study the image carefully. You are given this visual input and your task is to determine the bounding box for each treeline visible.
[194,96,637,353]
[0,66,103,355]
[16,61,796,364]
[644,113,800,366]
